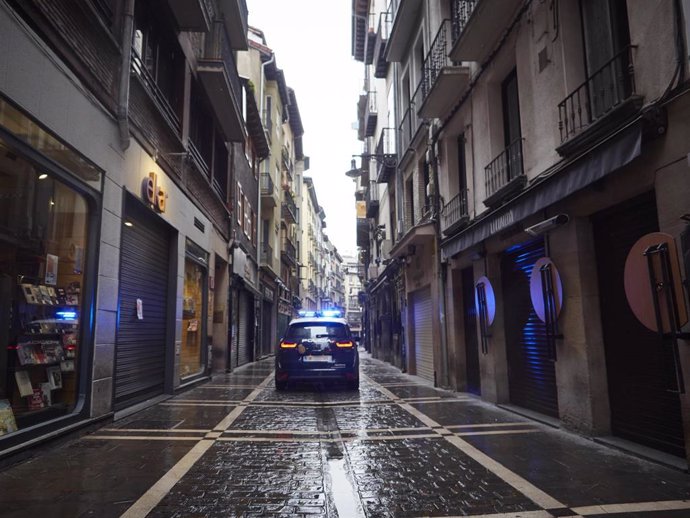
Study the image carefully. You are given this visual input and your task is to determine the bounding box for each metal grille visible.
[501,239,558,418]
[412,287,434,383]
[484,138,524,199]
[115,198,171,410]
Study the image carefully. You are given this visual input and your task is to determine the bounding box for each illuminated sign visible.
[142,172,167,213]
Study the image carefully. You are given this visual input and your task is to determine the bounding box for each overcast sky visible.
[246,0,362,258]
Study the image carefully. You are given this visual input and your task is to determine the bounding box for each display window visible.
[0,137,90,436]
[180,239,208,379]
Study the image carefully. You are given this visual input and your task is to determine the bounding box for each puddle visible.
[328,458,364,518]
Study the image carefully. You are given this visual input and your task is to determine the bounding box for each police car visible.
[274,310,359,391]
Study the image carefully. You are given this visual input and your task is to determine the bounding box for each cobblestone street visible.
[0,353,688,518]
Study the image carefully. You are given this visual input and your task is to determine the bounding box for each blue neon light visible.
[56,311,77,320]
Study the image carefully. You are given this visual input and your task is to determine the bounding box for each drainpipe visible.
[428,131,449,388]
[257,52,275,345]
[117,0,135,151]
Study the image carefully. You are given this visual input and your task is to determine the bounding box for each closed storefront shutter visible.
[592,191,685,457]
[237,290,252,367]
[412,287,434,383]
[501,238,559,418]
[115,198,171,410]
[462,267,481,395]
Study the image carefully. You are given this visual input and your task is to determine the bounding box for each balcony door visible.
[580,0,631,118]
[501,69,522,181]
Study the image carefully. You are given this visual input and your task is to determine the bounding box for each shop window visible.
[0,138,89,436]
[180,240,208,379]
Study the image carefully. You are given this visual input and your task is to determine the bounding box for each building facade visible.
[353,0,690,469]
[0,0,252,454]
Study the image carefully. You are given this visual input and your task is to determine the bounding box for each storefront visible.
[231,247,258,368]
[180,239,209,381]
[0,97,101,441]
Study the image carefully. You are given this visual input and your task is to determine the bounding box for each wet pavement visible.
[0,352,689,517]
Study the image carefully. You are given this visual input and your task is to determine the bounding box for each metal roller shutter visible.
[412,288,434,383]
[593,191,685,457]
[462,267,481,395]
[115,198,171,410]
[501,238,559,418]
[237,290,251,366]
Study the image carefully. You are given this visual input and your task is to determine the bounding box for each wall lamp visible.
[525,214,570,236]
[345,153,397,178]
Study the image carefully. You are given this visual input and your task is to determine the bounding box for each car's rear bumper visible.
[275,365,358,382]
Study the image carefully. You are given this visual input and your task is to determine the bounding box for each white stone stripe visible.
[99,428,211,434]
[446,422,533,429]
[419,511,555,518]
[168,399,243,404]
[252,399,394,407]
[572,499,690,515]
[406,398,472,404]
[455,430,541,437]
[216,433,441,443]
[120,440,214,518]
[377,382,428,387]
[85,435,201,441]
[197,384,259,388]
[363,374,565,510]
[119,371,273,518]
[160,402,234,407]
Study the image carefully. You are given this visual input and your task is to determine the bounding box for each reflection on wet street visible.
[0,353,689,517]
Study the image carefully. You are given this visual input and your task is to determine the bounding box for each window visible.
[0,138,91,435]
[236,183,242,225]
[244,195,251,237]
[133,1,185,126]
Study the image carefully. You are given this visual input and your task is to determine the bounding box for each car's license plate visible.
[303,355,331,362]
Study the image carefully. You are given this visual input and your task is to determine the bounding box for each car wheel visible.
[346,379,359,391]
[275,379,288,391]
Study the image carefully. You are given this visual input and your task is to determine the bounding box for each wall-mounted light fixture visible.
[345,152,398,178]
[525,214,569,236]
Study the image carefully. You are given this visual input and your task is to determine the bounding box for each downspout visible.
[428,133,449,388]
[257,52,275,347]
[117,0,135,151]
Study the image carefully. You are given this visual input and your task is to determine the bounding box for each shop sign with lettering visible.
[142,172,167,213]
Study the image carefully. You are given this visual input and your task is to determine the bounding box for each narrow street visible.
[0,353,688,518]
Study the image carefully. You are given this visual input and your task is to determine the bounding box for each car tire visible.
[275,379,288,391]
[346,379,359,391]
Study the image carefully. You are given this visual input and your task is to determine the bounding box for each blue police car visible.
[275,310,359,391]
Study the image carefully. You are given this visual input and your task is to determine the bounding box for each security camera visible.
[524,214,569,236]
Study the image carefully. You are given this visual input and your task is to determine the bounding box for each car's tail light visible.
[280,341,297,348]
[335,341,354,348]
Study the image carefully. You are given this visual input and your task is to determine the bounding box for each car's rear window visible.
[285,322,349,341]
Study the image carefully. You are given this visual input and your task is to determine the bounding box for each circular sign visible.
[529,257,564,323]
[475,276,496,326]
[624,232,688,333]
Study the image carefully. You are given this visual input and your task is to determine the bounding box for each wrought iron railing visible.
[188,141,209,176]
[282,190,297,222]
[376,127,397,172]
[282,236,296,263]
[196,21,243,112]
[399,81,424,153]
[558,45,636,142]
[131,51,181,133]
[260,243,272,265]
[484,138,524,199]
[450,0,478,44]
[422,19,453,101]
[441,191,469,233]
[260,173,274,196]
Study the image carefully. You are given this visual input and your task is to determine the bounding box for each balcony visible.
[281,236,297,266]
[260,242,272,267]
[364,14,377,65]
[218,0,249,50]
[366,184,380,218]
[375,128,397,183]
[399,82,425,160]
[260,173,277,208]
[557,45,642,156]
[282,190,297,224]
[419,20,470,118]
[195,22,244,142]
[449,0,522,63]
[441,192,469,236]
[281,145,293,177]
[374,12,391,78]
[483,138,526,208]
[352,0,369,62]
[131,52,181,134]
[364,91,378,138]
[386,0,424,62]
[168,0,213,32]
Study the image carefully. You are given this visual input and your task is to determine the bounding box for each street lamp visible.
[345,153,397,179]
[345,159,363,179]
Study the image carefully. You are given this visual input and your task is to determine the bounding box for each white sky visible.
[246,0,362,257]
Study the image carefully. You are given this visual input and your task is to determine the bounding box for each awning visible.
[442,122,642,260]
